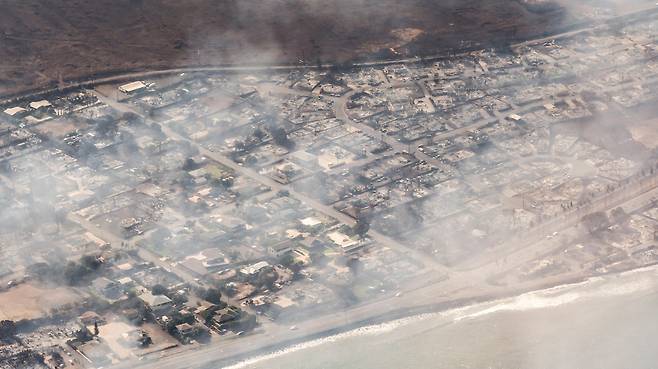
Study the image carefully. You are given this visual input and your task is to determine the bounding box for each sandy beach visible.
[108,255,658,369]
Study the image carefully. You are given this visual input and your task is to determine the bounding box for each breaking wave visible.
[454,265,658,321]
[221,263,658,368]
[221,313,440,369]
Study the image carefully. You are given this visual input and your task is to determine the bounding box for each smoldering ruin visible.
[1,1,658,368]
[0,0,573,97]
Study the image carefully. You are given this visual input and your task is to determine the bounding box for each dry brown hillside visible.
[0,0,572,97]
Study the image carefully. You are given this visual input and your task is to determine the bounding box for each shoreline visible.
[120,261,658,369]
[221,261,658,368]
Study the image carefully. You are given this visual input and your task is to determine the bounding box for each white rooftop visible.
[3,106,26,116]
[29,100,52,109]
[240,261,270,275]
[327,231,358,248]
[300,217,322,227]
[139,291,172,307]
[119,81,147,93]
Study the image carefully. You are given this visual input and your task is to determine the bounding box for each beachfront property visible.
[2,9,658,368]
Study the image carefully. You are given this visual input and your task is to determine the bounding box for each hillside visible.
[0,0,570,97]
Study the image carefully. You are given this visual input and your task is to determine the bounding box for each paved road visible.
[90,47,658,279]
[68,211,203,289]
[91,88,450,277]
[164,117,450,275]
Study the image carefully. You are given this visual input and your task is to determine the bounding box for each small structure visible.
[292,247,311,265]
[116,276,135,290]
[290,150,318,168]
[77,340,112,366]
[79,311,106,326]
[138,291,173,313]
[123,329,152,347]
[507,113,523,122]
[300,216,323,231]
[327,231,363,254]
[220,217,246,234]
[3,106,27,116]
[181,248,230,276]
[194,301,223,322]
[175,323,196,338]
[91,277,123,300]
[29,99,52,110]
[119,81,147,94]
[239,261,270,276]
[267,240,294,258]
[272,295,297,311]
[210,306,241,330]
[180,258,208,277]
[327,231,358,249]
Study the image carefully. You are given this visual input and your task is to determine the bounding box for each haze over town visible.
[1,0,658,368]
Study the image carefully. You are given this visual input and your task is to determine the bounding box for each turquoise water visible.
[226,266,658,369]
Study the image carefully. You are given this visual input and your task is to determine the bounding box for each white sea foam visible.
[454,292,583,321]
[221,313,438,369]
[454,265,658,322]
[222,264,658,368]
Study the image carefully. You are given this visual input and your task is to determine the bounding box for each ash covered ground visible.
[0,0,574,97]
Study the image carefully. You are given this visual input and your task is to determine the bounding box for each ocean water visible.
[225,266,658,369]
